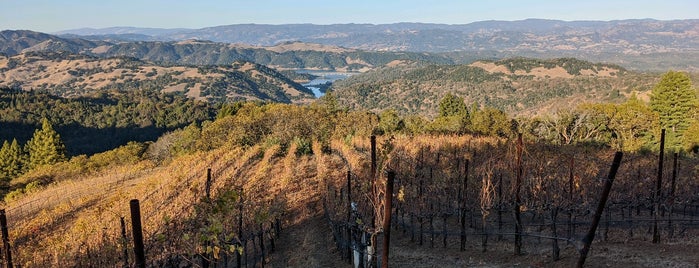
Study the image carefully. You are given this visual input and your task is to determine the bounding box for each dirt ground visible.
[266,149,699,268]
[268,213,699,268]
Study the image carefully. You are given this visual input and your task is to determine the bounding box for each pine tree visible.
[0,139,27,180]
[438,92,468,118]
[433,92,469,133]
[0,141,10,181]
[26,118,67,169]
[650,71,697,151]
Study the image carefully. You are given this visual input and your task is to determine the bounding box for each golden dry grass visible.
[5,134,699,267]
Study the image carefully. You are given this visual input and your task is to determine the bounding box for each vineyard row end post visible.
[382,171,395,268]
[576,152,623,268]
[130,199,146,268]
[0,209,12,268]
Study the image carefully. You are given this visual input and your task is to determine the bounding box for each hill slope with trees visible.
[0,30,455,71]
[331,58,666,116]
[0,51,314,103]
[0,87,216,156]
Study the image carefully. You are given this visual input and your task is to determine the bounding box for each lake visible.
[298,70,359,98]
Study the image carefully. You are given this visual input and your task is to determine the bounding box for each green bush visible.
[293,137,313,156]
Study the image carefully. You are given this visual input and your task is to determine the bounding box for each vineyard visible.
[322,134,699,267]
[0,140,339,267]
[1,134,699,267]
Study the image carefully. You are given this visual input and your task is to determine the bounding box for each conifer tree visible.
[438,92,468,118]
[0,139,27,180]
[432,92,469,133]
[26,118,67,169]
[0,140,10,181]
[650,71,697,151]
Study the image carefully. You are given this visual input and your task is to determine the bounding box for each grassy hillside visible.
[332,57,662,116]
[4,127,699,267]
[0,51,314,104]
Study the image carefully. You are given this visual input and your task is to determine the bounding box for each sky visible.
[1,0,698,33]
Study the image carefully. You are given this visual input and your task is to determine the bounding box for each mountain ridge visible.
[53,19,699,51]
[0,30,456,71]
[43,19,699,71]
[0,51,314,103]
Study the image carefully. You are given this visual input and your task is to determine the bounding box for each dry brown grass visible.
[0,53,313,103]
[6,134,699,267]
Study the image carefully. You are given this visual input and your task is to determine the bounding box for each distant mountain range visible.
[2,19,694,71]
[0,30,457,72]
[54,19,699,53]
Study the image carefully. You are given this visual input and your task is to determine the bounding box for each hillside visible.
[0,51,314,103]
[331,58,661,116]
[56,19,699,53]
[92,40,453,71]
[0,30,105,55]
[53,19,699,71]
[7,21,699,71]
[0,88,215,156]
[0,30,454,71]
[4,128,699,267]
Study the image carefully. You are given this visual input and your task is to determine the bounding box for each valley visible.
[1,16,699,268]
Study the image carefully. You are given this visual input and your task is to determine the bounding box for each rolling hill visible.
[331,58,664,117]
[52,19,699,71]
[0,30,106,55]
[0,51,314,103]
[6,19,699,72]
[56,19,699,54]
[0,30,455,71]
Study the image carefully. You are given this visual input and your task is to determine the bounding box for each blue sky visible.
[1,0,697,33]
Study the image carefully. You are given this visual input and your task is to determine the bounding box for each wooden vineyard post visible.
[371,135,377,182]
[419,179,424,246]
[671,152,678,198]
[568,156,575,242]
[237,188,244,268]
[576,152,623,268]
[669,152,678,238]
[382,171,395,268]
[206,168,212,200]
[442,214,448,248]
[0,209,12,268]
[203,168,213,268]
[130,199,146,268]
[429,204,435,248]
[551,207,560,261]
[497,173,503,241]
[346,170,352,262]
[120,216,129,266]
[252,232,258,268]
[269,221,276,253]
[370,135,378,268]
[460,159,469,251]
[371,135,378,227]
[259,225,265,268]
[653,129,665,244]
[514,134,523,255]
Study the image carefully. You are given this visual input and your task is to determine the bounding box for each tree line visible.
[0,87,215,156]
[338,70,696,154]
[0,70,694,196]
[0,118,66,188]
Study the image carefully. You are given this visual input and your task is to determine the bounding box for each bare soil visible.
[270,217,699,268]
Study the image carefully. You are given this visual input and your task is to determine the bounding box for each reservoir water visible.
[298,70,358,98]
